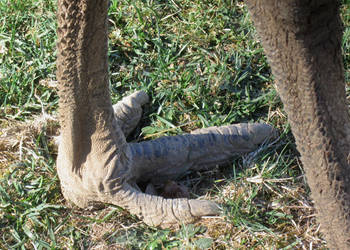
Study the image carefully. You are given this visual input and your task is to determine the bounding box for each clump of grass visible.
[1,0,349,249]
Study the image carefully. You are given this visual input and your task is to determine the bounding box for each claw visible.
[188,200,221,217]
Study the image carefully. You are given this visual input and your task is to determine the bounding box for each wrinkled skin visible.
[246,1,350,249]
[56,0,350,248]
[56,0,277,228]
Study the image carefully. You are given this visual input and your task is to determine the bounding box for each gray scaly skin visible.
[246,0,350,248]
[56,0,277,227]
[113,90,277,184]
[129,119,276,184]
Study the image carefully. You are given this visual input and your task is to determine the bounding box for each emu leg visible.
[56,0,276,227]
[246,0,350,248]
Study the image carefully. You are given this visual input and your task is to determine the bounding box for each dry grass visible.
[0,114,58,175]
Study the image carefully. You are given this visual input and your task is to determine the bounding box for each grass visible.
[0,0,349,249]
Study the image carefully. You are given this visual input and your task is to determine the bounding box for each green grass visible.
[0,0,349,249]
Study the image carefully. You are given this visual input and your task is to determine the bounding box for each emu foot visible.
[109,91,276,226]
[58,90,277,228]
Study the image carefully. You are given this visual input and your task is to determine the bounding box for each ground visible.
[0,0,349,249]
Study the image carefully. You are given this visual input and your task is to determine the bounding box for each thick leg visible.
[57,0,267,227]
[56,0,277,228]
[246,1,350,248]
